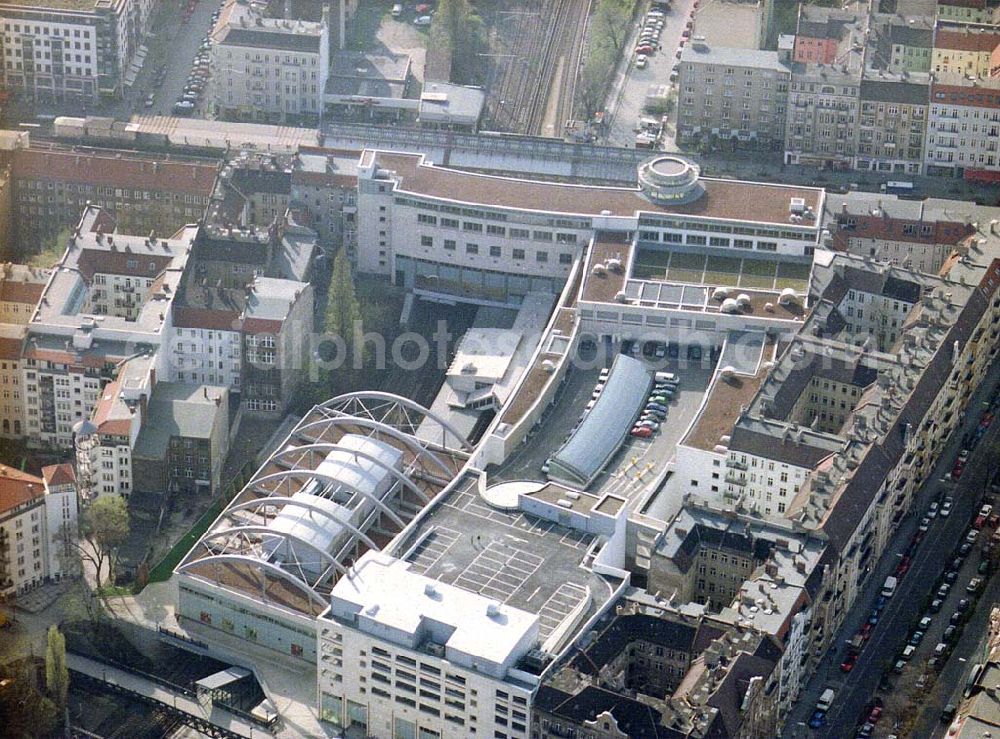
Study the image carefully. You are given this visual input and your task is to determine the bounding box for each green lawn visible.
[144,462,253,585]
[633,265,666,280]
[706,255,743,274]
[704,270,740,286]
[742,259,778,277]
[635,248,672,268]
[775,276,810,291]
[670,252,707,270]
[740,273,777,289]
[666,268,705,284]
[777,262,812,279]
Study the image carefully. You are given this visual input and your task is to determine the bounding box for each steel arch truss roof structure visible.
[176,394,469,613]
[320,391,473,452]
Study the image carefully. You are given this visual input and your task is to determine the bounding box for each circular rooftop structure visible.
[637,155,705,206]
[482,480,543,511]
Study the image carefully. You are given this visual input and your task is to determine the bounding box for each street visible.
[603,0,693,148]
[784,358,1000,739]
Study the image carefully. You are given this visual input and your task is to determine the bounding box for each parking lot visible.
[593,352,715,509]
[604,0,695,148]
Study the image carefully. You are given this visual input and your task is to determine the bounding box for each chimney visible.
[203,386,209,400]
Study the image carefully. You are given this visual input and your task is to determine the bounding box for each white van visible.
[391,3,403,16]
[881,575,898,598]
[655,372,678,384]
[817,688,835,711]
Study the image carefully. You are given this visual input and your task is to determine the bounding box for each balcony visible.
[726,458,748,470]
[725,472,747,486]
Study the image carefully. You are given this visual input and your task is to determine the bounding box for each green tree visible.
[45,625,69,712]
[322,249,363,376]
[432,0,484,84]
[0,660,59,738]
[27,227,71,268]
[77,496,129,588]
[577,0,639,118]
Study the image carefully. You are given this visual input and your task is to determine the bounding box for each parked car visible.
[967,577,983,593]
[918,616,933,630]
[840,653,858,673]
[909,631,924,646]
[941,497,953,517]
[631,426,653,438]
[413,15,432,25]
[928,501,939,518]
[635,54,648,69]
[809,710,827,729]
[943,625,957,642]
[930,597,944,612]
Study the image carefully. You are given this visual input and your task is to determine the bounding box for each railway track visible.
[485,0,590,136]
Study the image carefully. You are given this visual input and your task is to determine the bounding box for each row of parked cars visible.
[634,7,667,69]
[632,371,678,439]
[173,1,220,115]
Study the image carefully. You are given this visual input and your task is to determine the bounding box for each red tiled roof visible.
[931,81,1000,107]
[0,280,45,305]
[76,249,175,280]
[934,28,1000,53]
[243,317,283,333]
[291,170,357,188]
[0,335,23,360]
[173,306,242,331]
[42,463,75,488]
[0,465,45,516]
[12,147,218,195]
[91,378,133,437]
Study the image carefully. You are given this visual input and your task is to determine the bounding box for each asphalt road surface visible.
[784,359,1000,739]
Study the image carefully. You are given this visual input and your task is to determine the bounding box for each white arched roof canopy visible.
[222,495,381,551]
[248,469,407,529]
[321,391,473,451]
[267,442,432,505]
[292,416,457,477]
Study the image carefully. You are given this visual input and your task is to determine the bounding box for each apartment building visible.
[925,74,1000,179]
[824,191,976,274]
[936,0,997,24]
[209,0,330,124]
[533,594,784,739]
[876,15,933,73]
[0,325,26,438]
[856,76,930,174]
[784,63,862,169]
[676,43,791,152]
[0,263,49,324]
[0,163,11,260]
[40,463,78,581]
[0,0,154,103]
[932,22,1000,76]
[241,276,313,417]
[24,206,198,450]
[686,243,1000,659]
[0,462,78,597]
[291,147,358,249]
[793,5,863,65]
[10,144,217,249]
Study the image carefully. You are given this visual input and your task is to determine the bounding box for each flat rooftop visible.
[369,151,824,227]
[388,474,621,646]
[2,0,98,12]
[683,337,775,453]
